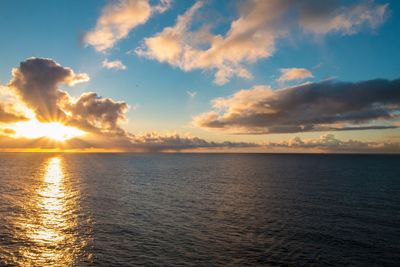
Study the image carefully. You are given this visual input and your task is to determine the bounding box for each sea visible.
[0,153,399,266]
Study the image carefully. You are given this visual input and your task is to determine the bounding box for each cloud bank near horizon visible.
[0,57,399,153]
[0,131,398,153]
[264,134,400,153]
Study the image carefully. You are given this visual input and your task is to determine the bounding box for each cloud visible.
[265,134,400,153]
[187,91,197,98]
[8,57,89,122]
[1,57,261,152]
[136,0,388,85]
[0,86,30,122]
[0,104,28,123]
[298,1,389,35]
[6,58,129,136]
[63,92,129,135]
[2,57,398,154]
[193,78,400,134]
[0,129,259,152]
[1,128,398,153]
[136,0,272,85]
[102,59,127,70]
[127,132,259,152]
[0,85,28,125]
[153,0,172,14]
[278,68,313,82]
[84,0,171,52]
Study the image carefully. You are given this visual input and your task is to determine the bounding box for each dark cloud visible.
[194,79,400,134]
[328,125,398,131]
[296,0,388,35]
[6,58,130,135]
[128,133,259,152]
[64,92,129,135]
[8,57,89,122]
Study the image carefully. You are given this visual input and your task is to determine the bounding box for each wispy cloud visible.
[136,0,388,85]
[186,91,197,98]
[84,0,171,52]
[298,1,388,35]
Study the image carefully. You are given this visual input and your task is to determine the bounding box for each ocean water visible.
[0,153,399,266]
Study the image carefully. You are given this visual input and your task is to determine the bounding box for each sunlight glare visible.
[11,119,85,141]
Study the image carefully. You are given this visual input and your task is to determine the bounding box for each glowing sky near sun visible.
[10,120,85,141]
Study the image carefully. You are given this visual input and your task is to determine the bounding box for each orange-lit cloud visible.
[84,0,171,52]
[278,68,313,82]
[0,104,28,123]
[136,0,388,85]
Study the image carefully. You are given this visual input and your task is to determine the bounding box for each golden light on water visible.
[15,156,92,265]
[30,157,66,244]
[10,119,85,141]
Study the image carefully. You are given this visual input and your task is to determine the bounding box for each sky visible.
[0,0,399,153]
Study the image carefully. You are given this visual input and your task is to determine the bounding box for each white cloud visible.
[102,59,127,70]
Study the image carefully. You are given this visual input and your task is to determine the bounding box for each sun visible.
[11,119,85,141]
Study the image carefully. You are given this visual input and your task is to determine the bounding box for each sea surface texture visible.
[0,153,399,266]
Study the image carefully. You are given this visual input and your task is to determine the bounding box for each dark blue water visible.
[0,153,399,266]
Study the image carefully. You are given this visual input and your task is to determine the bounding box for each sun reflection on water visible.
[31,158,66,244]
[16,156,92,266]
